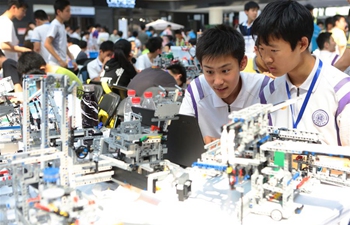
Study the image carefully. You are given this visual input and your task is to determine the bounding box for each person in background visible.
[70,26,81,40]
[0,49,22,92]
[304,4,321,53]
[185,28,196,41]
[243,41,274,79]
[314,32,339,65]
[23,22,35,50]
[237,1,260,56]
[31,9,50,62]
[17,51,82,93]
[45,0,77,70]
[317,20,324,31]
[101,39,137,87]
[0,0,31,61]
[127,63,187,96]
[128,31,142,54]
[109,29,119,43]
[17,52,82,128]
[146,26,157,37]
[135,37,163,72]
[138,23,149,49]
[65,25,73,36]
[332,0,350,71]
[97,26,110,47]
[179,25,270,144]
[324,17,334,32]
[87,40,114,81]
[67,36,81,60]
[161,24,173,37]
[81,31,90,42]
[174,29,185,46]
[253,0,350,146]
[76,40,88,63]
[331,14,348,55]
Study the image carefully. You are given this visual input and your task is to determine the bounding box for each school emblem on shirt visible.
[312,109,329,127]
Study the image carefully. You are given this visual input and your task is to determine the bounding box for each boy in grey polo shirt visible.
[44,0,77,70]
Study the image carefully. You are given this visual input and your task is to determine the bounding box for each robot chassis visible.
[194,100,350,221]
[0,74,190,224]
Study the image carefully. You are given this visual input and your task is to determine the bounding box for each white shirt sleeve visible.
[31,28,41,42]
[47,23,58,39]
[135,54,145,71]
[338,104,350,146]
[179,88,195,117]
[0,17,16,43]
[87,60,99,80]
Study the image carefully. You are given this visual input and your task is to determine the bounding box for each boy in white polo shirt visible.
[253,1,350,146]
[179,25,270,144]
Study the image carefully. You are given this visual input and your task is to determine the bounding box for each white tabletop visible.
[78,172,350,225]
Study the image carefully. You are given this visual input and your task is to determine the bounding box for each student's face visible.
[14,6,27,21]
[327,36,337,52]
[175,34,182,39]
[336,17,347,31]
[58,5,71,22]
[245,8,259,21]
[202,55,247,104]
[100,50,114,61]
[258,37,308,77]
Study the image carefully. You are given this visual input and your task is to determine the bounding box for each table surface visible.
[77,171,350,225]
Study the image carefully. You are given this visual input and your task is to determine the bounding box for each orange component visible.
[27,196,40,203]
[297,176,310,189]
[34,203,50,212]
[73,196,78,203]
[150,125,160,131]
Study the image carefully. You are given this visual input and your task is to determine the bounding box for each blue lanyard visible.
[285,60,323,129]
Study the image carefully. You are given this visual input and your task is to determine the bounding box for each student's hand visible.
[203,136,219,145]
[263,72,276,79]
[103,56,111,66]
[58,59,68,68]
[21,47,32,52]
[71,61,77,70]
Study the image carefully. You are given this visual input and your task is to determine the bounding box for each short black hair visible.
[17,52,46,75]
[317,20,324,26]
[146,37,163,53]
[113,39,132,69]
[244,1,259,11]
[196,24,245,64]
[167,63,187,86]
[34,9,48,20]
[78,40,87,49]
[316,32,332,50]
[332,15,345,27]
[325,17,334,27]
[100,40,114,52]
[140,23,146,30]
[188,38,196,46]
[0,49,5,57]
[132,30,138,37]
[54,0,70,15]
[304,3,314,11]
[8,0,28,9]
[174,29,182,35]
[117,30,123,37]
[251,0,313,51]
